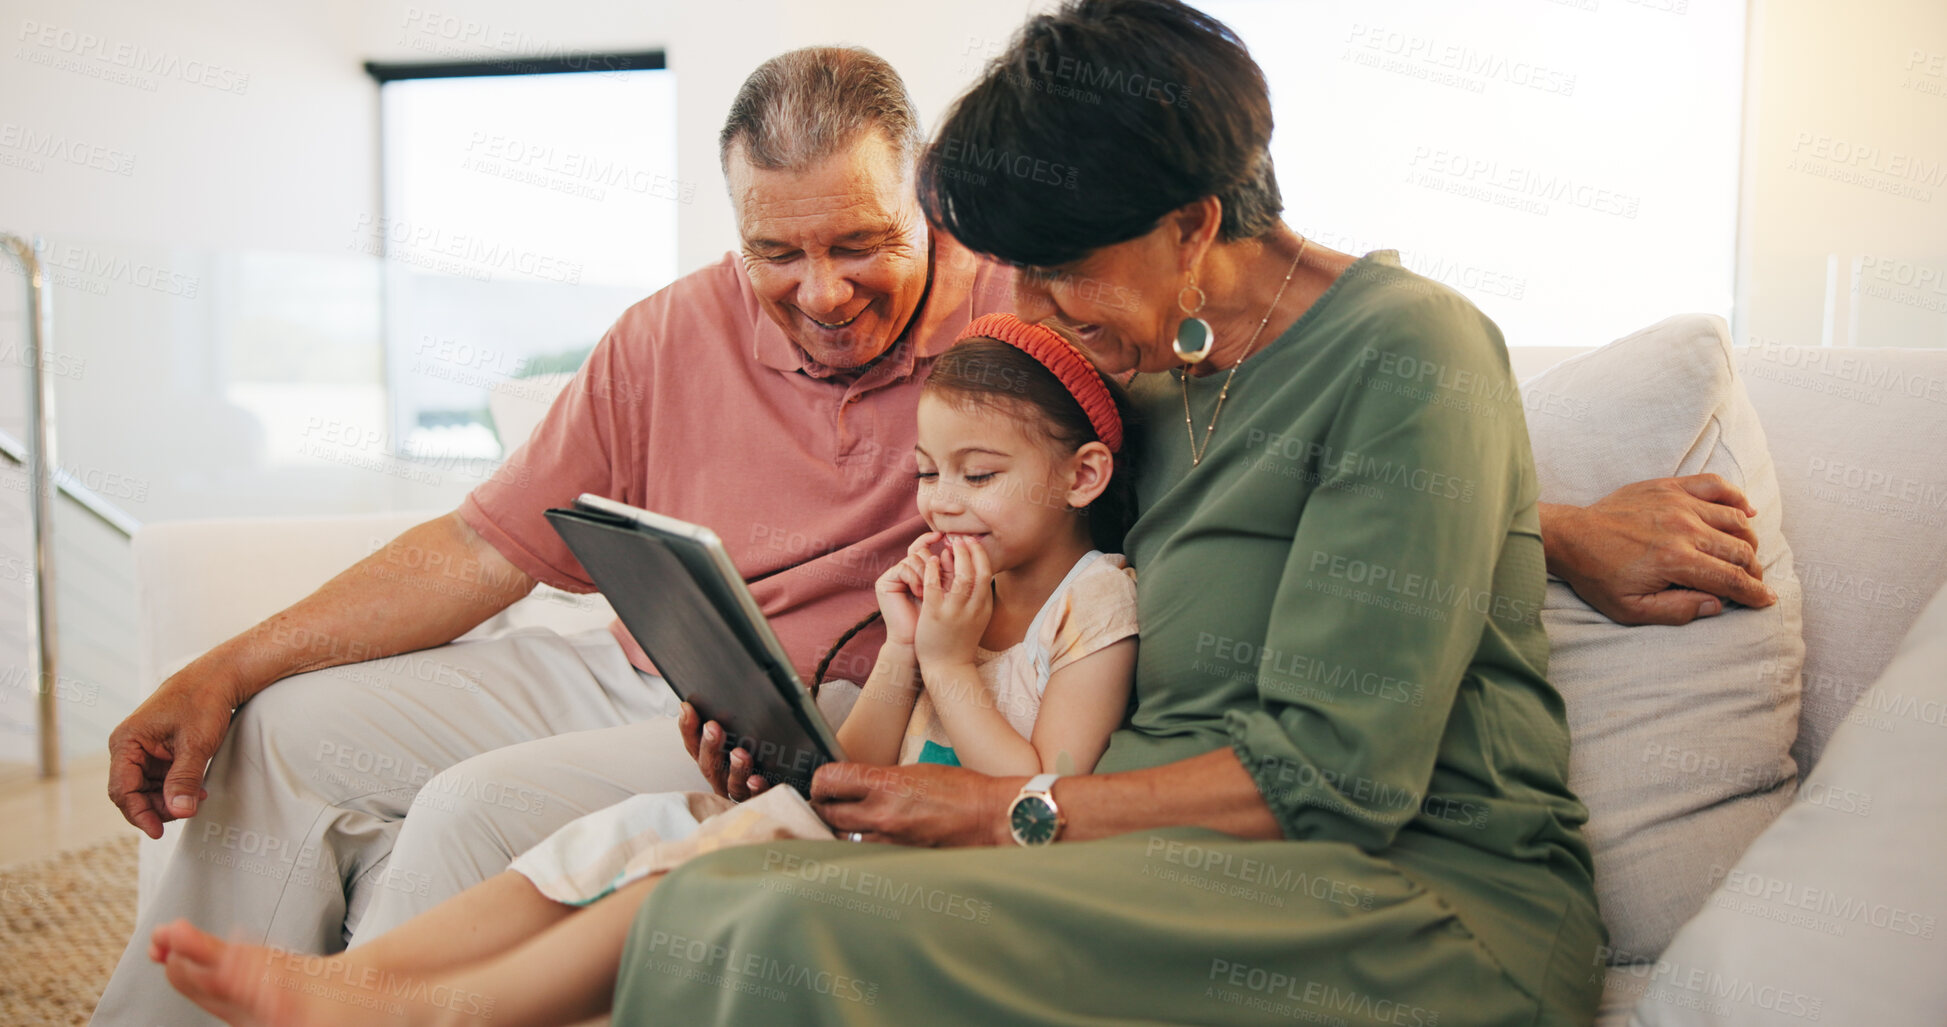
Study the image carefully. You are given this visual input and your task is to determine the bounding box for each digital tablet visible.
[543,494,845,794]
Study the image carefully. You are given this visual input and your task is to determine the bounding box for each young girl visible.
[150,313,1142,1027]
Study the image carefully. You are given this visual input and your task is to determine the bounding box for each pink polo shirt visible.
[459,238,1015,686]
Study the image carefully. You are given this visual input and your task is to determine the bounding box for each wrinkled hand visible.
[1546,474,1777,626]
[875,532,940,648]
[810,761,1015,847]
[106,676,227,839]
[678,702,772,801]
[913,536,993,669]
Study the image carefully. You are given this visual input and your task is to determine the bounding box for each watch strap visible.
[1024,772,1060,796]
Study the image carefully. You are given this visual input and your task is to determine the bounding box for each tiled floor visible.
[0,751,136,869]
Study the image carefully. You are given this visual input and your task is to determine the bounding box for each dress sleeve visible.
[457,323,642,593]
[1044,559,1141,678]
[1226,295,1539,850]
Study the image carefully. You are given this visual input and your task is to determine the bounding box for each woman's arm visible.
[810,748,1281,847]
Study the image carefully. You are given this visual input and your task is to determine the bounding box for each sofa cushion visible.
[1522,314,1805,964]
[1627,580,1947,1026]
[1737,343,1947,774]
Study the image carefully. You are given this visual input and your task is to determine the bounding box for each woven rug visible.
[0,835,138,1026]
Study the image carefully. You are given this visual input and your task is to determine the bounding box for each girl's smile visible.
[912,394,1094,585]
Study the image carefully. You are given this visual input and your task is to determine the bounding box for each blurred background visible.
[0,0,1941,767]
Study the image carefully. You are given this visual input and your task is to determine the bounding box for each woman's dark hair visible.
[918,0,1281,268]
[811,336,1141,690]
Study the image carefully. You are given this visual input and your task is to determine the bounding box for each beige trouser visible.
[91,626,704,1027]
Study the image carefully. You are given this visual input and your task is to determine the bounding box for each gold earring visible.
[1172,276,1212,363]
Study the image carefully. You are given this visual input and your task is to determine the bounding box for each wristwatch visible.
[1007,773,1065,846]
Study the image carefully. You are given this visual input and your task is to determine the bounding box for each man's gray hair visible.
[718,46,922,172]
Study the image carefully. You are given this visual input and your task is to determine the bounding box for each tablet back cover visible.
[544,508,835,793]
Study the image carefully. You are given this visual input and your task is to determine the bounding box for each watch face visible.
[1010,795,1059,845]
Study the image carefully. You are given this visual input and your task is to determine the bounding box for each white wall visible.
[0,1,377,256]
[1737,0,1947,350]
[8,0,1944,327]
[0,0,1044,273]
[0,0,1936,525]
[0,0,1051,530]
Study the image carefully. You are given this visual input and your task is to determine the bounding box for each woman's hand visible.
[913,536,993,670]
[678,702,771,801]
[810,761,1017,847]
[874,532,939,648]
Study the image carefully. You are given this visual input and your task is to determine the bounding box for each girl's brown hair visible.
[921,337,1138,553]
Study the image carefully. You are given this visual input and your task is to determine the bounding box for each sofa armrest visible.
[133,511,433,694]
[129,509,616,916]
[132,510,617,697]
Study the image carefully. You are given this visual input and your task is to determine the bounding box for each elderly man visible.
[92,45,1770,1025]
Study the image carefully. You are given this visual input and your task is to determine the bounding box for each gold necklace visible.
[1181,236,1307,467]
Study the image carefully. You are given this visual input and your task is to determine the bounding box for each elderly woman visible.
[611,1,1605,1023]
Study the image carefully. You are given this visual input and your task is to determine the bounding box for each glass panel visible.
[1847,254,1947,348]
[376,68,680,460]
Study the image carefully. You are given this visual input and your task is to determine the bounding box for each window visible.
[1199,0,1746,348]
[366,54,678,461]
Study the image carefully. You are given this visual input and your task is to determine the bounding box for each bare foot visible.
[154,918,493,1026]
[153,919,291,1026]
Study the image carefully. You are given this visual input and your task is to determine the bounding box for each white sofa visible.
[127,328,1947,1024]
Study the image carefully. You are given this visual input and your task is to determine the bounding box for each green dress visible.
[613,252,1605,1025]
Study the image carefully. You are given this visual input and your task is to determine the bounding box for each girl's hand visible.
[874,532,939,647]
[914,535,993,670]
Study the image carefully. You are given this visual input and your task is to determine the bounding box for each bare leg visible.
[152,870,575,984]
[159,873,665,1027]
[345,871,579,974]
[422,872,662,1026]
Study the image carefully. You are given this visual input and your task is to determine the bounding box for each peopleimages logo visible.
[0,123,135,175]
[349,214,584,284]
[8,242,200,298]
[1018,49,1193,107]
[1789,133,1947,187]
[14,19,250,94]
[1406,147,1640,218]
[1706,864,1937,939]
[1305,549,1539,626]
[932,137,1078,191]
[1345,23,1577,97]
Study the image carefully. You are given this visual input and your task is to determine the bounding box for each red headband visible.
[957,313,1123,453]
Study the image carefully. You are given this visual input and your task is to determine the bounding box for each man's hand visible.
[679,702,772,801]
[809,761,1014,847]
[1541,474,1778,627]
[102,510,538,833]
[106,672,233,838]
